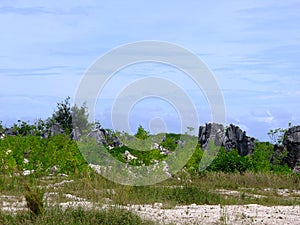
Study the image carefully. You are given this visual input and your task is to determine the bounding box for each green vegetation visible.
[0,207,154,225]
[0,134,88,176]
[0,97,299,224]
[135,125,150,140]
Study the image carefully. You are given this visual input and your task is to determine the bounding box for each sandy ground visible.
[124,203,300,225]
[1,193,300,225]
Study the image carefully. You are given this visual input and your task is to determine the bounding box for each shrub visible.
[208,148,251,173]
[0,134,88,176]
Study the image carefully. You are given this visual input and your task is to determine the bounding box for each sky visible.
[0,0,300,141]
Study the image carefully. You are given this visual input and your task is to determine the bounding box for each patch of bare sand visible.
[1,192,300,224]
[126,204,300,225]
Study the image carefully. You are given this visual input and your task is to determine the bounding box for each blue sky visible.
[1,0,300,141]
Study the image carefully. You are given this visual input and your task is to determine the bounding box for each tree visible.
[0,121,4,133]
[51,97,73,134]
[268,123,292,145]
[71,102,91,135]
[135,125,150,140]
[185,126,195,135]
[51,97,91,135]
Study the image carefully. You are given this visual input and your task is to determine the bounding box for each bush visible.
[250,142,273,172]
[207,148,251,173]
[0,135,88,176]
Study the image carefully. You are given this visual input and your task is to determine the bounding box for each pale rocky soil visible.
[125,203,300,225]
[2,194,300,224]
[1,178,300,225]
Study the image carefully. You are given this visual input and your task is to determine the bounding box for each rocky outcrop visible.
[224,124,255,156]
[283,126,300,168]
[70,126,81,141]
[198,123,255,156]
[198,123,225,149]
[50,124,65,136]
[4,128,18,136]
[271,144,287,166]
[87,128,122,147]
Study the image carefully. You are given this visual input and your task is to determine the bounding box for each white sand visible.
[1,193,300,224]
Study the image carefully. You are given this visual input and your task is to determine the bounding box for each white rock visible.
[6,149,12,155]
[22,170,34,176]
[124,150,137,161]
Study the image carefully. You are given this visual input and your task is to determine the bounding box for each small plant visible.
[24,183,44,217]
[135,125,150,140]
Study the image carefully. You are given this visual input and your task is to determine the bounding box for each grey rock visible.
[283,126,300,168]
[175,140,186,147]
[198,123,255,156]
[198,123,225,149]
[87,129,107,145]
[271,144,287,165]
[4,128,18,136]
[87,129,122,147]
[51,165,58,175]
[224,124,255,156]
[50,124,64,136]
[70,126,81,141]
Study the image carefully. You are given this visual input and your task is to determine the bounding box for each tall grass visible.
[0,207,154,225]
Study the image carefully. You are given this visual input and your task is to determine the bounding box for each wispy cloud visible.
[0,66,68,76]
[0,0,299,140]
[0,6,89,15]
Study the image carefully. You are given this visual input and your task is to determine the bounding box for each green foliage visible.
[185,126,195,135]
[250,142,273,172]
[52,96,73,134]
[119,186,222,205]
[267,123,292,145]
[16,120,36,136]
[0,120,4,133]
[107,145,167,166]
[0,207,154,225]
[185,144,204,172]
[0,146,17,174]
[160,133,181,151]
[0,135,88,176]
[24,183,44,216]
[135,125,149,140]
[72,102,91,135]
[251,142,291,173]
[208,148,251,173]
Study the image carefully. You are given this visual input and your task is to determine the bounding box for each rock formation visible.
[224,124,255,156]
[70,126,81,141]
[87,128,122,147]
[283,125,300,168]
[198,123,225,149]
[50,124,65,137]
[198,123,255,156]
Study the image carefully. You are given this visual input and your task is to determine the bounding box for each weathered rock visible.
[124,150,137,161]
[87,129,107,145]
[224,124,255,156]
[50,124,64,136]
[4,128,18,136]
[87,129,122,147]
[198,123,255,156]
[271,144,287,165]
[198,123,225,149]
[70,126,81,141]
[283,126,300,168]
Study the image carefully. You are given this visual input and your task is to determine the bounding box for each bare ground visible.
[1,193,300,225]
